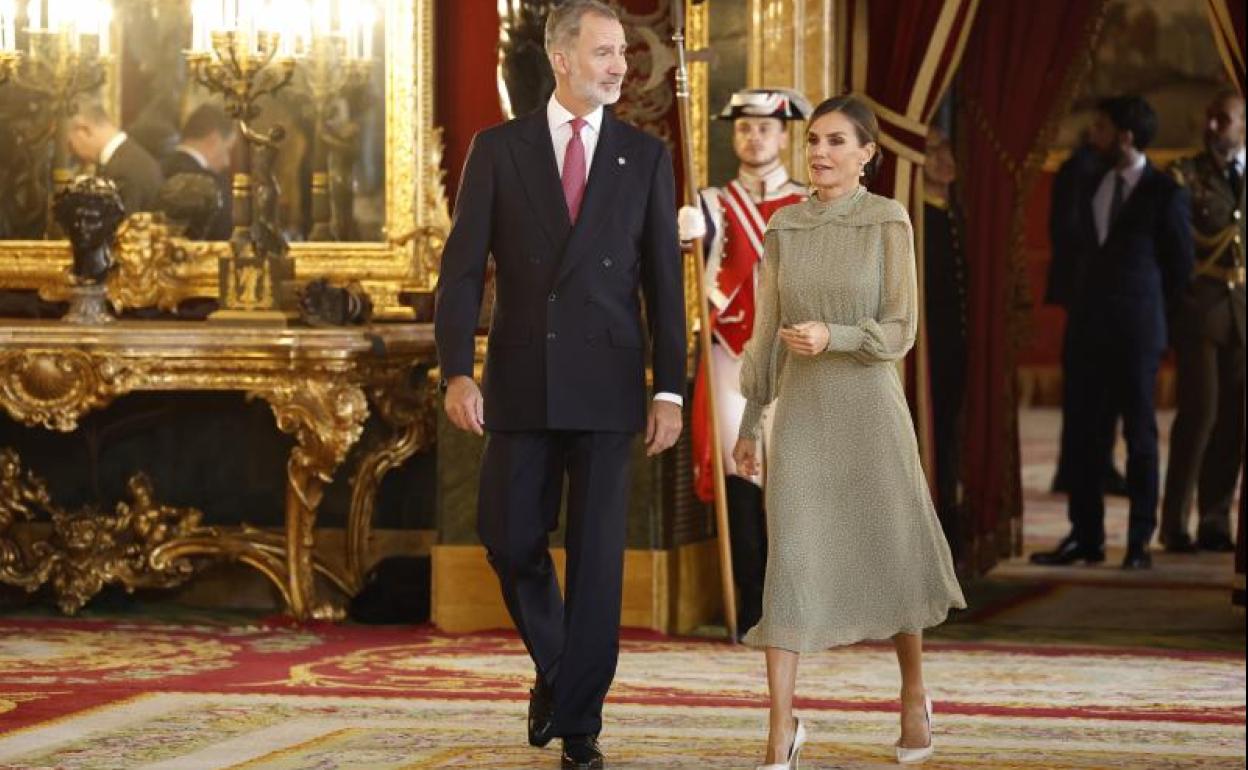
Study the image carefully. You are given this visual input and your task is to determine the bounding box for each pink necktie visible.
[561,117,587,223]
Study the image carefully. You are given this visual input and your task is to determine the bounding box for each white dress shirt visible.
[1093,152,1147,245]
[545,95,683,409]
[174,145,211,171]
[99,131,129,166]
[547,94,603,181]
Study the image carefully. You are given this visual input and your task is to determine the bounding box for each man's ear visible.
[550,50,567,77]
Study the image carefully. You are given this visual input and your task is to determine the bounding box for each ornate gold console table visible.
[0,321,436,620]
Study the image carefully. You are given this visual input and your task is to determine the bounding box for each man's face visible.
[205,130,238,174]
[1089,111,1122,163]
[732,117,787,168]
[1205,95,1245,157]
[556,14,627,108]
[67,119,98,164]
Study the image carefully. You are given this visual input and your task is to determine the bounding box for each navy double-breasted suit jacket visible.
[435,107,686,433]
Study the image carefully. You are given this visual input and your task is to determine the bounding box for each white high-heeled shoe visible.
[895,695,934,764]
[756,717,807,770]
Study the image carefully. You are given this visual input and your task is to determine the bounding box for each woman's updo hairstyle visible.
[808,93,882,184]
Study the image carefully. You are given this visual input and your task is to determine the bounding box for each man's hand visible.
[645,399,682,456]
[444,375,484,436]
[677,205,707,242]
[779,321,830,356]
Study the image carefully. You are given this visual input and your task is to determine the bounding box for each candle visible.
[360,3,374,61]
[1,0,15,51]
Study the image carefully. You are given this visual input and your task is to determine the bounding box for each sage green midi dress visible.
[738,186,966,652]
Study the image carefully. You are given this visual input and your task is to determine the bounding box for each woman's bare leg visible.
[892,631,930,748]
[764,647,800,763]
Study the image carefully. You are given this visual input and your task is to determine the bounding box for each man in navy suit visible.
[434,2,685,766]
[1032,96,1194,570]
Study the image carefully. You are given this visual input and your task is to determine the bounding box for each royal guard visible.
[678,87,811,636]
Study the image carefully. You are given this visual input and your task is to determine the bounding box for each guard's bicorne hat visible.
[716,88,812,122]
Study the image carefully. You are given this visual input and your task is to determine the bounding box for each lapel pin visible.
[618,156,626,166]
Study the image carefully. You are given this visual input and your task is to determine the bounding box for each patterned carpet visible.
[0,619,1243,769]
[0,408,1244,769]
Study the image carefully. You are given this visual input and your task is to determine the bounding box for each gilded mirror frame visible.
[0,0,445,319]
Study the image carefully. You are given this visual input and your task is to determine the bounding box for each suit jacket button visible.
[548,292,558,302]
[546,332,557,341]
[602,257,613,268]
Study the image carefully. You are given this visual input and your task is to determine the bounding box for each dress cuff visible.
[825,323,866,353]
[738,400,766,441]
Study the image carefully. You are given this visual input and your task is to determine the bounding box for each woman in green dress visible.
[733,95,966,769]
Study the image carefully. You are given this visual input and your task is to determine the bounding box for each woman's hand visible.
[779,321,830,356]
[733,437,761,478]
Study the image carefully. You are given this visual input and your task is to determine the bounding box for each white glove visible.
[677,205,707,242]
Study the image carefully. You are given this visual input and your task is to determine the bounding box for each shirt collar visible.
[175,145,211,171]
[1112,152,1147,186]
[547,93,604,136]
[737,164,792,197]
[1233,148,1245,170]
[100,131,128,166]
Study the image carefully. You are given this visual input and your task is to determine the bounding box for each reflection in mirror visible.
[0,0,386,243]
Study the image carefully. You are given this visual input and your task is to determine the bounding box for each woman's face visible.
[806,110,875,190]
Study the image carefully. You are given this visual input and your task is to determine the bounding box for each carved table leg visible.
[344,369,437,591]
[256,381,368,621]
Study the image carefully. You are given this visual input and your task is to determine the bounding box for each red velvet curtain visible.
[839,0,980,493]
[436,0,505,206]
[957,0,1110,572]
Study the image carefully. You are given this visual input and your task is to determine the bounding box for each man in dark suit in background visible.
[434,1,685,767]
[1046,137,1129,498]
[67,101,163,215]
[160,103,237,240]
[1032,95,1194,570]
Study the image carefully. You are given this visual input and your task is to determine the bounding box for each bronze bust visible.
[52,175,127,285]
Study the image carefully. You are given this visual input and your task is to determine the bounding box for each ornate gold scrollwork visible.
[342,366,438,590]
[0,450,213,615]
[34,214,226,313]
[0,350,144,432]
[255,381,369,620]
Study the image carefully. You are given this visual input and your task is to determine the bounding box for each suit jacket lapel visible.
[511,110,571,253]
[555,109,627,285]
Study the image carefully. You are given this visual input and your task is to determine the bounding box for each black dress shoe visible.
[1122,544,1153,570]
[1197,531,1236,552]
[1030,536,1106,566]
[561,734,604,769]
[528,676,555,748]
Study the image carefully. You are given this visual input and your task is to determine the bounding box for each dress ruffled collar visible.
[767,185,909,231]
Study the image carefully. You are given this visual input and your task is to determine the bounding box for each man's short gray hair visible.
[544,0,620,54]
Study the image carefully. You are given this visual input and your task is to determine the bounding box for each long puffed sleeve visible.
[823,219,917,364]
[738,231,782,440]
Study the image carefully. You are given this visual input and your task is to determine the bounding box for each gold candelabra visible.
[186,29,297,319]
[3,29,110,238]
